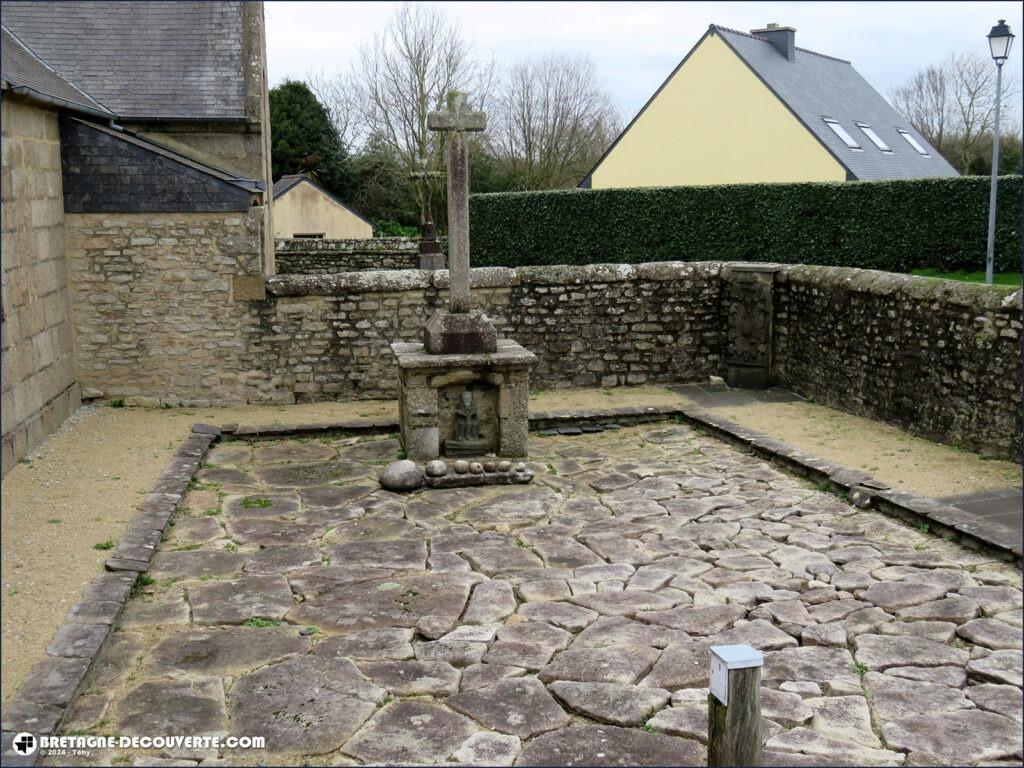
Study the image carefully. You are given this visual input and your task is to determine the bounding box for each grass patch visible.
[129,574,155,599]
[47,518,62,525]
[853,662,869,677]
[173,543,202,551]
[243,617,281,627]
[93,540,115,550]
[910,268,1022,286]
[240,497,273,509]
[110,399,125,408]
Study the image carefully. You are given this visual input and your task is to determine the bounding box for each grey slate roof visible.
[1,1,246,121]
[713,25,958,180]
[1,25,113,117]
[273,174,374,227]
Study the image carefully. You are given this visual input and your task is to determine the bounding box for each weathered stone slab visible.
[965,684,1023,723]
[569,589,678,618]
[882,711,1023,764]
[253,441,337,465]
[548,681,670,726]
[573,616,686,650]
[518,578,572,601]
[146,627,309,676]
[885,665,967,687]
[517,724,706,766]
[116,679,226,736]
[959,586,1023,617]
[46,623,109,658]
[539,646,660,685]
[967,649,1023,686]
[859,581,948,611]
[227,518,321,547]
[18,656,91,707]
[518,601,599,632]
[639,643,710,690]
[460,662,526,691]
[327,539,428,570]
[414,639,487,666]
[189,575,294,625]
[223,493,301,518]
[863,672,971,721]
[878,620,957,642]
[148,550,246,580]
[244,546,320,575]
[957,618,1023,649]
[313,628,414,660]
[766,727,905,765]
[451,731,521,766]
[762,646,856,684]
[646,703,708,742]
[706,619,797,650]
[807,695,880,747]
[231,656,382,756]
[761,687,813,727]
[896,596,980,624]
[463,579,517,624]
[359,660,460,696]
[462,544,544,575]
[638,603,746,634]
[288,571,477,632]
[342,701,477,764]
[854,635,968,672]
[448,677,569,739]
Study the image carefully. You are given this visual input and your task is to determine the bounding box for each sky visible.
[266,1,1024,124]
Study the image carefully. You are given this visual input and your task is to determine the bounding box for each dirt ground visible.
[2,385,1018,702]
[708,400,1022,498]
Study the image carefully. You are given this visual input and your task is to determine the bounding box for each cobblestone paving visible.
[54,426,1022,766]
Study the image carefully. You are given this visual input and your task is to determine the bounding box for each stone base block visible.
[424,309,497,354]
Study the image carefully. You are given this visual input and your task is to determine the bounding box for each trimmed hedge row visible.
[468,175,1022,272]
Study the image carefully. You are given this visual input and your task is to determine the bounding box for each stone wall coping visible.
[777,264,1022,310]
[391,339,538,369]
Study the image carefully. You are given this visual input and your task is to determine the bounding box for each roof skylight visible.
[897,129,930,156]
[857,124,891,152]
[823,119,861,150]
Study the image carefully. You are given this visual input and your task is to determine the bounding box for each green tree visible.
[269,79,352,198]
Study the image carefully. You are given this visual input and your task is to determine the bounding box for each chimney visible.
[750,23,796,61]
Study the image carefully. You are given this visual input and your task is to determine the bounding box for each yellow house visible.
[581,23,958,189]
[272,174,374,239]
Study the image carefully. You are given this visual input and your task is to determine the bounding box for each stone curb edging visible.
[221,401,1018,564]
[0,424,221,766]
[671,403,1022,567]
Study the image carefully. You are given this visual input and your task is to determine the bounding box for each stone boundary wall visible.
[61,249,1021,460]
[263,262,724,398]
[1,96,80,476]
[274,237,440,274]
[772,266,1022,461]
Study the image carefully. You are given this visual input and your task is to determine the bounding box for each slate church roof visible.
[1,1,247,121]
[1,25,114,118]
[713,26,958,180]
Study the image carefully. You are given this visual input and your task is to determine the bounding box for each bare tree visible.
[306,68,363,153]
[489,54,621,189]
[891,52,1021,172]
[351,3,491,232]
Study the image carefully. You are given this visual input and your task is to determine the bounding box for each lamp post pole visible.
[985,59,1003,285]
[984,19,1014,285]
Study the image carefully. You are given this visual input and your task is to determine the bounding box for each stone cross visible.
[428,91,485,313]
[408,157,445,269]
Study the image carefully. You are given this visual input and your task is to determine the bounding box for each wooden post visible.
[708,644,763,767]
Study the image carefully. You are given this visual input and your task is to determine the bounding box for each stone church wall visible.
[1,97,80,475]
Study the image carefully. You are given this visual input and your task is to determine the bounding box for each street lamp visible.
[984,19,1014,285]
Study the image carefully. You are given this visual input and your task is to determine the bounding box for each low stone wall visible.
[274,237,428,274]
[61,251,1021,461]
[773,266,1022,460]
[264,263,724,398]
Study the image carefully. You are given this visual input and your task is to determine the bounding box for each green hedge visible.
[468,175,1022,273]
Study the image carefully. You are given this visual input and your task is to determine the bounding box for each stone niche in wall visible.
[438,379,499,456]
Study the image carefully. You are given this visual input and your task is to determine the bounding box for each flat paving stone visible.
[329,539,428,570]
[231,656,382,756]
[312,628,414,660]
[569,590,677,617]
[966,649,1023,686]
[957,618,1023,649]
[517,724,706,766]
[863,672,971,720]
[539,646,661,685]
[116,679,226,736]
[451,732,521,766]
[146,626,310,676]
[639,642,710,690]
[548,681,670,726]
[189,575,294,625]
[148,550,246,580]
[854,634,969,672]
[638,603,746,634]
[518,601,599,632]
[244,546,321,574]
[448,677,569,739]
[882,710,1023,764]
[358,660,460,696]
[288,571,477,632]
[964,684,1024,723]
[573,615,686,650]
[342,700,477,764]
[762,646,856,684]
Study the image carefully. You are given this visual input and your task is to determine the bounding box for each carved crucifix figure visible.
[428,91,485,313]
[422,91,496,354]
